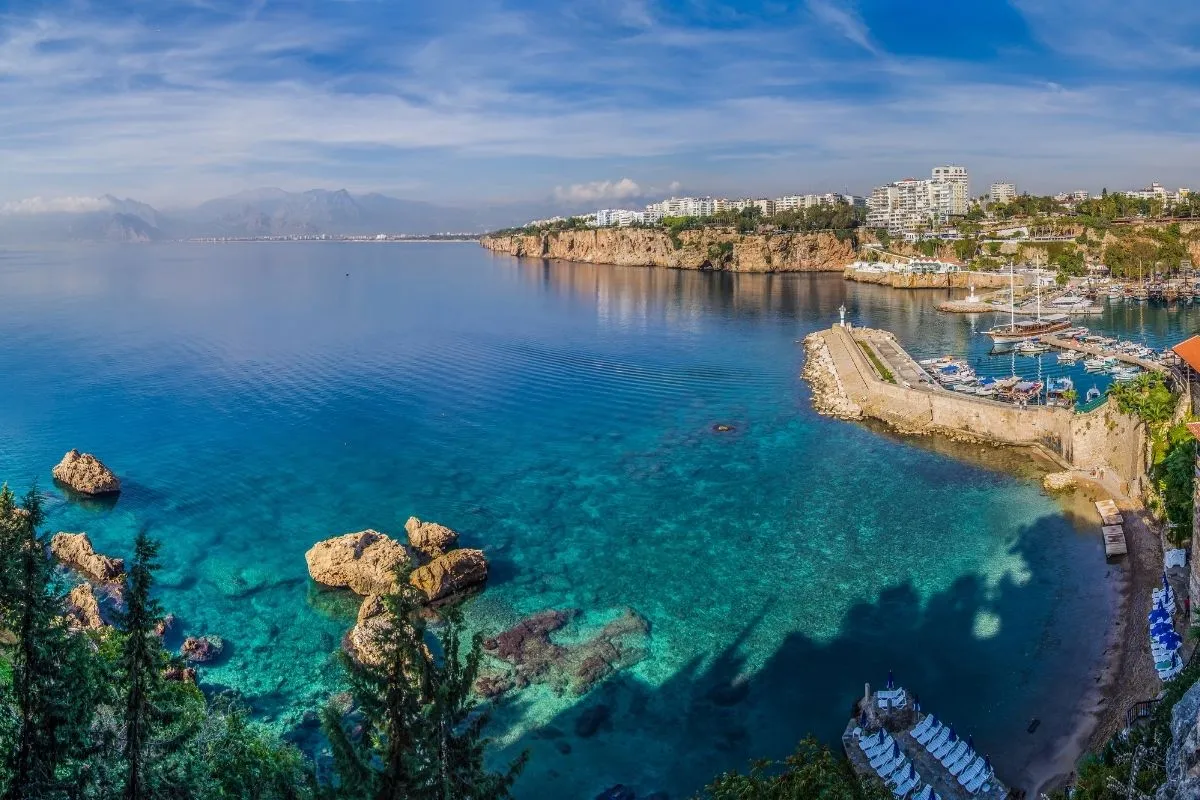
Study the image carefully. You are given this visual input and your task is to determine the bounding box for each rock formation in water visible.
[305,529,410,596]
[801,333,863,421]
[404,516,459,559]
[181,635,225,663]
[476,607,650,698]
[52,449,122,495]
[1042,471,1077,492]
[50,532,126,583]
[64,583,106,630]
[408,548,488,602]
[480,228,856,272]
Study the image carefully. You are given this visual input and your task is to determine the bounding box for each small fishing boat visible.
[1112,366,1142,382]
[1056,350,1079,364]
[1015,340,1050,355]
[1085,385,1101,403]
[1084,356,1116,372]
[1047,377,1075,407]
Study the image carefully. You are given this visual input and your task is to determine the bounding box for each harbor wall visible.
[843,269,1018,289]
[823,325,1145,486]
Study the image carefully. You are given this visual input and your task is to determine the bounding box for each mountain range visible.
[0,189,548,243]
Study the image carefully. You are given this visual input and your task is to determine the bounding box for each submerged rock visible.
[305,530,410,596]
[594,786,636,800]
[478,607,649,698]
[404,516,459,559]
[164,665,198,683]
[154,613,178,639]
[409,548,488,602]
[64,583,106,631]
[50,532,125,584]
[181,635,225,664]
[574,703,613,738]
[52,449,121,495]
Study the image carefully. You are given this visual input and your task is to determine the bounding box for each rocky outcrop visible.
[476,607,650,698]
[65,583,106,630]
[164,665,198,683]
[305,530,410,596]
[802,332,863,420]
[481,228,856,272]
[181,635,224,664]
[404,517,459,559]
[1158,679,1200,799]
[345,594,389,666]
[50,532,125,583]
[52,450,121,495]
[1042,471,1077,492]
[409,548,488,602]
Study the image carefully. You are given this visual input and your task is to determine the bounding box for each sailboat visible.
[986,260,1071,347]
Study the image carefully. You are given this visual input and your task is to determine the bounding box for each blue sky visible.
[2,0,1200,211]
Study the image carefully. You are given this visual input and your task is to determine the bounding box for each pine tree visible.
[0,485,103,799]
[113,531,166,800]
[321,576,526,800]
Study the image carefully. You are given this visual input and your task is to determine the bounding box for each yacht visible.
[1057,350,1079,365]
[1085,385,1102,403]
[986,261,1072,346]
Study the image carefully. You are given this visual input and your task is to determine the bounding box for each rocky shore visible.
[801,332,863,420]
[481,228,855,272]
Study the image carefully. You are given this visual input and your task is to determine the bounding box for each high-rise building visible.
[932,165,970,215]
[989,183,1017,204]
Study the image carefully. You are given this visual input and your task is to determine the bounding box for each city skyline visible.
[3,0,1200,212]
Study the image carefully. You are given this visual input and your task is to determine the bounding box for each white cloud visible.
[0,196,114,215]
[807,0,877,55]
[553,178,643,204]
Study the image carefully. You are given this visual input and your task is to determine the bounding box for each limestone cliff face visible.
[480,228,856,272]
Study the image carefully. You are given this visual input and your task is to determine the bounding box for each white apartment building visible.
[989,183,1017,204]
[593,209,649,227]
[932,165,970,215]
[645,196,718,218]
[1124,182,1190,206]
[776,193,864,212]
[868,166,969,232]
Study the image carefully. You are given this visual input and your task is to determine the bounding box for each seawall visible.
[479,228,855,272]
[805,325,1146,488]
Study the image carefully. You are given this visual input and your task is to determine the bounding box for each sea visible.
[1,242,1191,798]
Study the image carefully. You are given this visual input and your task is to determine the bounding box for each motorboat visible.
[1085,385,1101,403]
[1057,350,1079,364]
[1084,356,1116,372]
[1047,377,1075,407]
[1015,339,1050,355]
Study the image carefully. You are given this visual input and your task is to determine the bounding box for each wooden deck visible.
[1096,500,1128,557]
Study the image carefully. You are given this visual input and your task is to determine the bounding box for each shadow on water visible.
[491,513,1112,799]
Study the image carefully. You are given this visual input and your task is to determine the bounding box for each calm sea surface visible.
[3,243,1190,798]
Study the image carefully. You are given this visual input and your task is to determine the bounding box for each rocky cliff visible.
[480,228,856,272]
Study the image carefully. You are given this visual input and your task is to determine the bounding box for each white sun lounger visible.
[876,754,907,780]
[893,771,921,797]
[948,748,976,776]
[912,786,935,800]
[924,727,950,753]
[888,763,915,787]
[965,768,992,794]
[863,735,894,760]
[931,735,958,760]
[914,719,942,746]
[958,757,986,786]
[870,746,901,771]
[940,740,969,766]
[910,715,936,740]
[858,729,885,751]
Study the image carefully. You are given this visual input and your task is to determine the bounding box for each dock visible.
[1041,335,1166,373]
[1096,499,1128,557]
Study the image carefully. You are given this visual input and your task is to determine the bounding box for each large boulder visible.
[404,517,459,559]
[305,530,410,596]
[64,583,106,631]
[50,532,125,584]
[52,450,121,495]
[181,635,224,664]
[409,548,488,602]
[346,594,389,666]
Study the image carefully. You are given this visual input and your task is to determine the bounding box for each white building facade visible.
[989,183,1017,204]
[867,166,970,232]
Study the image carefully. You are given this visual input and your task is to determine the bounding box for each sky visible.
[3,0,1200,211]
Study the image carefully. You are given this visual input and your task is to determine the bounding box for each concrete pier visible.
[1040,335,1166,373]
[804,325,1147,488]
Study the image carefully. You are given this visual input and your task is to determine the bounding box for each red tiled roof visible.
[1187,422,1200,442]
[1172,335,1200,373]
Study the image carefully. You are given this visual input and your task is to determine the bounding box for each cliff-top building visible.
[989,183,1017,204]
[867,165,970,233]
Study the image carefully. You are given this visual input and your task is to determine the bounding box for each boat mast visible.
[1009,260,1015,331]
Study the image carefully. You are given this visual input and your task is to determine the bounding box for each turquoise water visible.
[0,245,1135,797]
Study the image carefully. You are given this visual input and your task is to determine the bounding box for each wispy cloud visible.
[554,178,643,203]
[0,196,114,215]
[1,0,1199,207]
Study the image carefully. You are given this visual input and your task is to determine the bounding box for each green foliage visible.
[856,341,895,384]
[706,241,734,265]
[1155,423,1196,546]
[874,230,890,249]
[697,737,891,800]
[990,194,1062,219]
[321,576,526,799]
[1107,373,1176,432]
[953,237,978,262]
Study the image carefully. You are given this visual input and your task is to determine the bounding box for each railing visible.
[1125,643,1200,729]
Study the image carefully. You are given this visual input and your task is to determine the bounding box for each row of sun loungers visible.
[1151,577,1184,681]
[857,730,924,798]
[910,715,994,794]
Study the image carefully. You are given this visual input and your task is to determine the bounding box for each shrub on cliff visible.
[697,737,890,800]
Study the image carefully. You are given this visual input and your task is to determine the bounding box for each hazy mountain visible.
[0,195,168,243]
[0,188,542,243]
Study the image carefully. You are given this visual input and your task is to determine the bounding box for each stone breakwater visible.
[480,228,855,272]
[802,325,1147,488]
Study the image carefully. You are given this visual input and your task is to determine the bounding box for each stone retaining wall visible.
[844,270,1020,290]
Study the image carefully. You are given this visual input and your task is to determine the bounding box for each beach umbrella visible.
[967,734,974,750]
[1156,632,1183,650]
[948,725,957,742]
[887,670,895,690]
[984,755,991,773]
[1151,623,1174,638]
[914,695,921,714]
[1149,606,1171,623]
[1164,573,1171,592]
[893,741,901,760]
